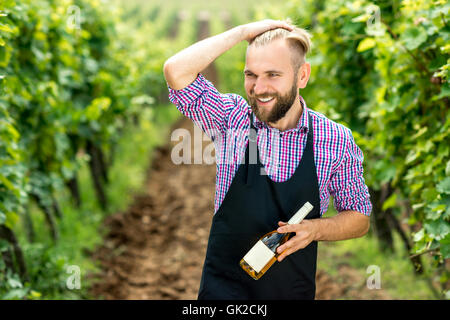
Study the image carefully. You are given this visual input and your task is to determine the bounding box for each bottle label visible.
[243,240,275,273]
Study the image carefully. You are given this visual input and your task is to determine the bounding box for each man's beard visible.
[248,82,298,124]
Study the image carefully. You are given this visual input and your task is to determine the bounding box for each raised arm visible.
[163,20,293,90]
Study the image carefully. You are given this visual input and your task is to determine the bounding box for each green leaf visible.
[0,174,19,196]
[411,127,427,140]
[426,202,446,220]
[413,228,425,242]
[440,234,450,259]
[382,193,397,211]
[423,188,439,202]
[7,277,22,289]
[85,97,111,121]
[401,27,428,50]
[425,219,450,240]
[432,82,450,101]
[0,23,13,33]
[437,177,450,194]
[443,195,450,219]
[28,290,42,299]
[357,38,376,52]
[5,210,18,229]
[2,288,28,300]
[405,149,419,164]
[351,13,371,23]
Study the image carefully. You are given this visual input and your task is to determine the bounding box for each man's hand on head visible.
[241,19,294,43]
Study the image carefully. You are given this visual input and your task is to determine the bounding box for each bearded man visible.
[164,19,372,300]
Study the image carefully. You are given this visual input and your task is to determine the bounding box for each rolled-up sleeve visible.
[328,128,372,216]
[167,73,231,140]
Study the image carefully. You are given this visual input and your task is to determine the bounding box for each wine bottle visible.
[239,202,314,280]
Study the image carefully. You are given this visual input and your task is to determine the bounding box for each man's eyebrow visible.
[243,69,284,75]
[264,70,283,75]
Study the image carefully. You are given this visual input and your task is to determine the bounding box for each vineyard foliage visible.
[0,0,187,298]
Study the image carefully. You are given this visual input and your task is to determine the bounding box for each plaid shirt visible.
[168,73,372,217]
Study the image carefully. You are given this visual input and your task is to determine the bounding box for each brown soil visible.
[89,117,391,300]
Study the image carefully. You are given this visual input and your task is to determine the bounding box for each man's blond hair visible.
[249,19,312,71]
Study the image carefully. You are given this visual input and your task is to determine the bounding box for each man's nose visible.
[253,79,269,96]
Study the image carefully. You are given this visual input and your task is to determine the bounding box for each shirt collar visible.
[252,95,309,134]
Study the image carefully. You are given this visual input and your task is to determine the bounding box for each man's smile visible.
[257,96,275,104]
[256,97,275,106]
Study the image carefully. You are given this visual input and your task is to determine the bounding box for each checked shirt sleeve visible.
[328,128,373,216]
[167,73,231,140]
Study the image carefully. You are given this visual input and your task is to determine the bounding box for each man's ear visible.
[297,62,311,89]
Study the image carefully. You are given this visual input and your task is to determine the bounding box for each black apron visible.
[198,107,321,300]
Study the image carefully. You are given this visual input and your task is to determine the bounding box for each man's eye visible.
[269,73,278,77]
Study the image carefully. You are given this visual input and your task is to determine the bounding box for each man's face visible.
[244,38,299,124]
